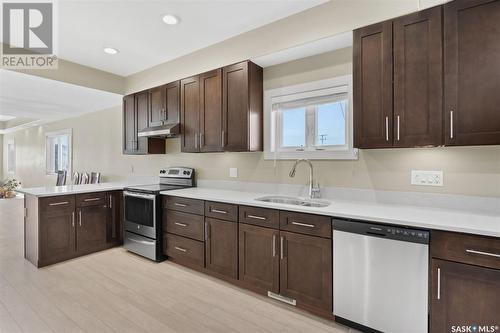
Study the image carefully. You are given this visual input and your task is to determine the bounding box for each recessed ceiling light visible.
[162,14,179,25]
[103,47,119,55]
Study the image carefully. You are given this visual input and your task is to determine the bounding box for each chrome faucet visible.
[289,159,321,199]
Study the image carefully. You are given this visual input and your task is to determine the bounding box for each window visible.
[46,129,72,175]
[264,76,357,160]
[6,139,15,174]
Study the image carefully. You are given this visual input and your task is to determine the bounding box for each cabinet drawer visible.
[40,195,75,213]
[279,211,331,238]
[239,205,279,229]
[205,201,238,222]
[164,210,204,241]
[76,192,107,207]
[164,196,204,215]
[431,231,500,271]
[164,233,204,268]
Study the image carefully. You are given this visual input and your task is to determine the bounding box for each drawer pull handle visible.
[174,203,188,207]
[174,222,188,227]
[466,249,500,258]
[291,221,315,228]
[49,201,69,206]
[84,198,101,202]
[280,236,284,260]
[272,235,276,257]
[211,208,227,214]
[247,214,266,220]
[437,268,441,300]
[174,246,187,253]
[129,238,154,245]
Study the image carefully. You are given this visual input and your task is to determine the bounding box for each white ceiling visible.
[0,70,122,133]
[51,0,328,76]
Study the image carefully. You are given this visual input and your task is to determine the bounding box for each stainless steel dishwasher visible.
[332,218,429,333]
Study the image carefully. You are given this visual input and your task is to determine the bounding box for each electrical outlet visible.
[229,168,238,178]
[411,170,443,187]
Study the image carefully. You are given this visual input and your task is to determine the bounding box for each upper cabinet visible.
[354,0,500,149]
[444,0,500,146]
[148,85,166,127]
[180,60,263,153]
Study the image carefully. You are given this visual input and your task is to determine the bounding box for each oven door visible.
[123,191,157,239]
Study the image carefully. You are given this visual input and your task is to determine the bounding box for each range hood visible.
[138,123,180,138]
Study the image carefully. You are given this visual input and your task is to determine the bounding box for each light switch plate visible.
[411,170,443,187]
[229,168,238,178]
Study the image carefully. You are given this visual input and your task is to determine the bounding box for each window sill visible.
[264,149,358,161]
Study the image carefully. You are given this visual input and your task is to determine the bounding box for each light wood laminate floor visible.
[0,197,354,333]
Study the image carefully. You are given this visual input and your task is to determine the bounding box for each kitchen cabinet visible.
[180,75,200,152]
[353,21,393,149]
[148,85,166,127]
[106,191,123,246]
[222,61,263,152]
[444,0,500,145]
[430,230,500,333]
[200,69,223,152]
[165,81,180,124]
[122,92,166,155]
[205,217,238,279]
[393,6,442,147]
[76,204,108,255]
[279,231,332,313]
[239,223,280,293]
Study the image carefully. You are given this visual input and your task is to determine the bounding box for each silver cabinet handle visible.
[205,223,208,241]
[49,201,69,206]
[437,267,441,300]
[466,249,500,258]
[280,236,284,260]
[174,246,187,253]
[109,196,112,209]
[450,110,454,139]
[385,116,389,141]
[72,212,75,228]
[174,202,188,207]
[200,133,204,148]
[194,133,198,149]
[211,208,227,214]
[174,222,188,227]
[78,210,82,227]
[84,198,101,202]
[221,130,225,147]
[247,214,266,220]
[291,221,315,228]
[396,115,400,141]
[272,234,276,257]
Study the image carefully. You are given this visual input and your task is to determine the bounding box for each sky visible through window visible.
[281,100,347,148]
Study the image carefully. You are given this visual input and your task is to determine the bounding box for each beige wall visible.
[4,46,500,197]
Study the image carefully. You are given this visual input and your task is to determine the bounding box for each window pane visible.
[281,107,305,147]
[316,100,347,146]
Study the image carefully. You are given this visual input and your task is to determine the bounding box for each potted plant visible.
[0,179,21,198]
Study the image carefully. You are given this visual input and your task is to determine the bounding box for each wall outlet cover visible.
[411,170,443,187]
[229,168,238,178]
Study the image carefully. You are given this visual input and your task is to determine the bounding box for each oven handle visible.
[127,237,155,245]
[123,191,156,200]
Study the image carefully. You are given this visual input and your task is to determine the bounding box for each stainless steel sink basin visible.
[255,196,330,208]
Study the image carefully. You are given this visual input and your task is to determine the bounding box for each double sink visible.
[255,195,330,208]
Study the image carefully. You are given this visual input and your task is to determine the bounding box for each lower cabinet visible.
[205,217,238,279]
[238,223,279,293]
[76,204,108,254]
[106,191,123,245]
[39,207,76,266]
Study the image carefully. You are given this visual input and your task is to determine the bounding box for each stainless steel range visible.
[123,167,195,261]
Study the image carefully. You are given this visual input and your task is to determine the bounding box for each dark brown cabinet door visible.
[353,21,393,149]
[180,76,200,152]
[239,223,279,293]
[279,231,332,313]
[39,209,76,266]
[76,205,108,255]
[106,191,123,246]
[135,91,149,153]
[199,69,223,152]
[430,259,500,333]
[148,85,166,127]
[205,218,238,279]
[123,94,136,153]
[444,0,500,146]
[165,81,180,124]
[394,7,443,147]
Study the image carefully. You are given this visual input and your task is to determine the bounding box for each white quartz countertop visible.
[160,187,500,238]
[17,181,148,197]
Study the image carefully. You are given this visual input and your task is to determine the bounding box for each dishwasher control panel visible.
[332,219,430,244]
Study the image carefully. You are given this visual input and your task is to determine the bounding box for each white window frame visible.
[264,75,358,160]
[6,138,16,175]
[45,129,72,176]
